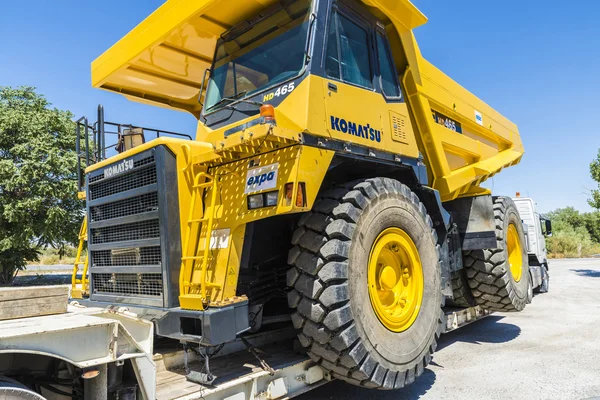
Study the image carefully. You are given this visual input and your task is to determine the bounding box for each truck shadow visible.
[304,368,436,400]
[436,315,521,351]
[570,269,600,278]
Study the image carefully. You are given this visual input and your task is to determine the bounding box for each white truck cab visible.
[513,195,552,293]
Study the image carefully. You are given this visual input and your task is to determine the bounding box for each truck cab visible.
[513,196,551,292]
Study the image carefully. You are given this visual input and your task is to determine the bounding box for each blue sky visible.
[1,0,598,213]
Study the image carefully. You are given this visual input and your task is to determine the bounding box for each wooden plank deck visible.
[0,285,68,320]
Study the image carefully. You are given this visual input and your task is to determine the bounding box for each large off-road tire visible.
[463,197,529,312]
[287,178,444,389]
[448,270,477,308]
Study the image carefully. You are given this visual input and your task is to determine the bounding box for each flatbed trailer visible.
[0,304,489,400]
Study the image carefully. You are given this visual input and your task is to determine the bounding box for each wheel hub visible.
[507,223,523,282]
[368,227,424,332]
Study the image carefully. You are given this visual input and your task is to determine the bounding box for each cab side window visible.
[376,32,401,98]
[325,12,373,89]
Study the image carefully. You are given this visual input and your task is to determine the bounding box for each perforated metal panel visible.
[87,147,182,308]
[390,111,409,144]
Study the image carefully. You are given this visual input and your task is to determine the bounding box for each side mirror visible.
[545,219,553,237]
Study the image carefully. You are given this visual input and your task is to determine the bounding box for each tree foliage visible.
[546,207,600,258]
[0,86,82,283]
[589,150,600,210]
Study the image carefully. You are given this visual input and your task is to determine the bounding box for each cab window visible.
[376,32,401,98]
[325,12,373,89]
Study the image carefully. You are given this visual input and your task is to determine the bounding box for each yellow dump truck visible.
[70,0,528,392]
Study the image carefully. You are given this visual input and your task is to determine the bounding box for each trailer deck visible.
[153,306,491,400]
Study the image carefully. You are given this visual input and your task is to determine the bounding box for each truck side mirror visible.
[545,220,552,237]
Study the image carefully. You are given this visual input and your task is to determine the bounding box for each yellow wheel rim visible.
[368,227,424,332]
[507,223,523,282]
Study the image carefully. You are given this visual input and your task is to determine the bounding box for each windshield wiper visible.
[206,91,263,113]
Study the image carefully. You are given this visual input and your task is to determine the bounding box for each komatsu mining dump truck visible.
[0,0,532,398]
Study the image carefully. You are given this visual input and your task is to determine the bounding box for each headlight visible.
[248,194,265,209]
[247,191,279,210]
[265,191,278,206]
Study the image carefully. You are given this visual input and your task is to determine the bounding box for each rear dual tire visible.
[287,178,443,389]
[461,197,530,312]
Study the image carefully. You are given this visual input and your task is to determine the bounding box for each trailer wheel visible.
[448,270,477,307]
[0,377,46,400]
[287,178,444,389]
[463,197,529,311]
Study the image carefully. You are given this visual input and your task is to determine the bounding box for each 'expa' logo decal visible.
[245,163,279,194]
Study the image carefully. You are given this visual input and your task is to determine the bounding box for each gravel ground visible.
[300,259,600,400]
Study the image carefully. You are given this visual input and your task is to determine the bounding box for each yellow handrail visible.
[179,166,242,310]
[198,176,220,301]
[179,171,215,310]
[71,216,89,299]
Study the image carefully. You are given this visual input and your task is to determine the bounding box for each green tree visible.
[547,207,585,229]
[0,86,82,283]
[582,212,600,244]
[589,150,600,209]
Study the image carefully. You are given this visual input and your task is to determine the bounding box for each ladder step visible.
[188,282,222,289]
[187,218,208,224]
[182,256,214,261]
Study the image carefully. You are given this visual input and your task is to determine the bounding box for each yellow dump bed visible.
[403,42,523,200]
[92,0,523,201]
[91,0,425,117]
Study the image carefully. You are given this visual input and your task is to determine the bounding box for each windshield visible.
[204,0,312,113]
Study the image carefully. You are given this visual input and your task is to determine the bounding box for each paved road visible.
[299,259,600,400]
[24,264,72,272]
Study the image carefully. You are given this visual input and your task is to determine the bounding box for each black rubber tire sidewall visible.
[349,193,441,370]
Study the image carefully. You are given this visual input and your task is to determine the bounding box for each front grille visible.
[88,155,155,185]
[91,246,162,267]
[90,192,159,222]
[92,273,163,297]
[89,165,157,200]
[87,148,182,307]
[91,220,160,244]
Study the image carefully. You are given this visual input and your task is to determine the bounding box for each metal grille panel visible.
[90,192,159,222]
[91,246,162,267]
[87,148,182,308]
[89,155,155,185]
[89,166,157,200]
[92,272,163,297]
[134,155,156,169]
[90,219,160,244]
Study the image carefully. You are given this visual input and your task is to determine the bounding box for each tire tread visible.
[287,178,443,389]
